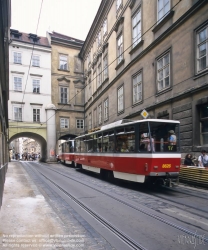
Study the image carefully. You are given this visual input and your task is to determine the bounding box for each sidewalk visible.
[0,161,70,250]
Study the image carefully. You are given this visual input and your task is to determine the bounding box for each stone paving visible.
[0,162,115,250]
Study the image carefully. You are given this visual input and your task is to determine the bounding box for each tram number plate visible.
[162,164,171,168]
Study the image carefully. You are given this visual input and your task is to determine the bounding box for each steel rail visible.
[38,163,208,243]
[30,164,148,250]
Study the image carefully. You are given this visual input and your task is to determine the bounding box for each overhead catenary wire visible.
[13,0,44,135]
[14,0,183,135]
[34,0,184,133]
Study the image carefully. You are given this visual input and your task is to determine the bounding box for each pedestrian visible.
[198,150,208,167]
[168,130,177,145]
[184,154,195,166]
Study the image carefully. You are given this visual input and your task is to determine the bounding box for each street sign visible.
[141,109,149,119]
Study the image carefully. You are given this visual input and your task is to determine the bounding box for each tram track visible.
[27,162,208,243]
[42,163,208,218]
[27,163,148,250]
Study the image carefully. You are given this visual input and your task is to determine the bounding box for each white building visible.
[8,29,54,161]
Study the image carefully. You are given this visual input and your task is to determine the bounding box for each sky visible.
[11,0,102,41]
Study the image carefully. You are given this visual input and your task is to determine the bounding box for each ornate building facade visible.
[79,0,208,157]
[47,32,85,152]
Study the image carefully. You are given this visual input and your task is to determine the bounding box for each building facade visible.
[47,32,85,152]
[0,0,11,208]
[79,0,208,157]
[8,29,54,161]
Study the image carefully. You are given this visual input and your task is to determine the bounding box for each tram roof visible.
[76,119,180,139]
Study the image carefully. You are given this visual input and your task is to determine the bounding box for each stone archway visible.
[9,132,47,162]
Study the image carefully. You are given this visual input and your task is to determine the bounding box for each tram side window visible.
[125,126,135,152]
[103,130,114,152]
[139,122,153,153]
[149,122,179,152]
[92,133,102,152]
[115,128,129,152]
[85,135,94,152]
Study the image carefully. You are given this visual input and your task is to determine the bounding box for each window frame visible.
[98,104,102,125]
[60,118,69,129]
[116,0,122,10]
[157,0,170,22]
[118,85,124,113]
[196,24,208,74]
[199,104,208,146]
[117,33,123,64]
[13,51,22,64]
[32,55,40,67]
[13,106,22,121]
[97,63,102,87]
[14,76,22,91]
[103,19,107,36]
[103,55,108,80]
[59,54,68,70]
[32,79,40,93]
[33,108,40,122]
[156,51,171,92]
[59,86,68,104]
[89,113,92,130]
[76,119,84,129]
[132,8,141,48]
[132,71,142,105]
[104,98,109,121]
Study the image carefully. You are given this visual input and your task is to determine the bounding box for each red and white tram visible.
[74,119,181,185]
[58,140,75,166]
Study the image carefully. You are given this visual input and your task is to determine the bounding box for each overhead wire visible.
[34,0,183,134]
[14,0,183,135]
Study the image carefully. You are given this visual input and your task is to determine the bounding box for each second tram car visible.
[74,119,181,186]
[58,140,75,166]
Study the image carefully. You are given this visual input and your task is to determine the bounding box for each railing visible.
[179,166,208,188]
[0,163,8,208]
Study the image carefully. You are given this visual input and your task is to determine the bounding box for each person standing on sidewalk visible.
[198,150,208,167]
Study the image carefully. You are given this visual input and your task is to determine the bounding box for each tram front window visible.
[149,122,179,153]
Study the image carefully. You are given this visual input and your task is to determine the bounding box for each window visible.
[14,107,22,121]
[98,31,101,46]
[104,99,108,121]
[33,109,40,122]
[88,78,92,97]
[88,53,91,66]
[94,108,97,127]
[14,77,22,91]
[157,52,170,91]
[158,0,170,22]
[60,87,68,104]
[33,79,40,93]
[197,25,208,73]
[103,55,108,80]
[14,52,21,64]
[118,86,124,112]
[98,104,102,124]
[117,34,123,64]
[103,19,107,35]
[97,64,102,87]
[132,9,141,47]
[116,0,121,10]
[76,119,84,129]
[59,55,68,70]
[200,104,208,145]
[133,72,142,104]
[89,113,92,130]
[32,55,40,67]
[60,118,69,128]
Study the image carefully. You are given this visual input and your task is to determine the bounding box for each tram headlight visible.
[154,166,158,169]
[175,165,179,169]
